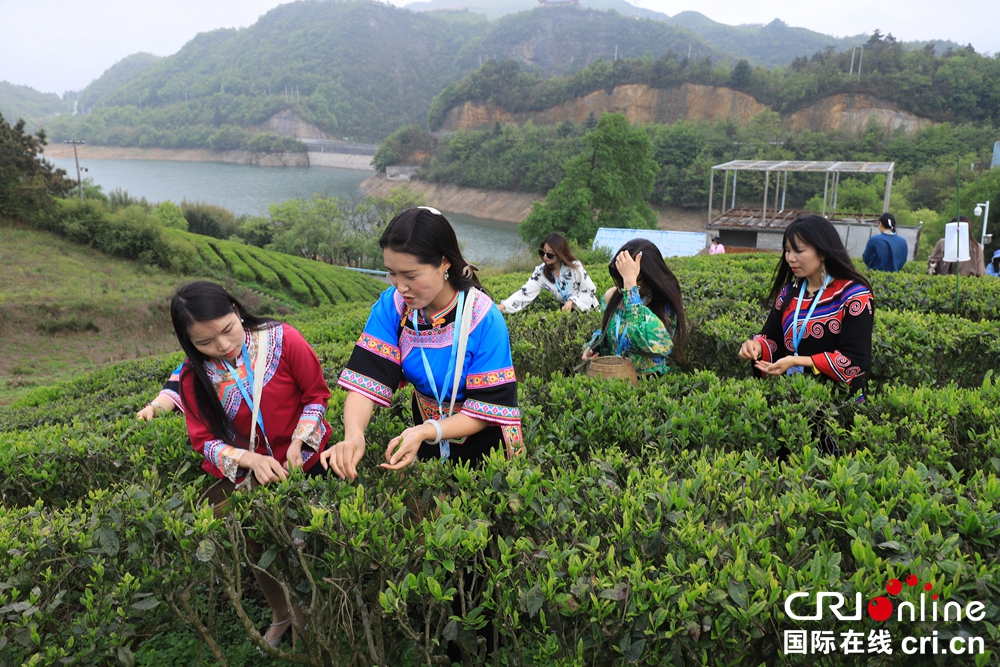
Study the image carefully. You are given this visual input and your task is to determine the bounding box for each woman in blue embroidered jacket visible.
[172,280,332,649]
[738,215,874,394]
[321,207,523,481]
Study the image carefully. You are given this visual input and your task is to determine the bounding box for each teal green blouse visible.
[594,286,675,375]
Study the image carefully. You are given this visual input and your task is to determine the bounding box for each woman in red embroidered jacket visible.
[738,215,874,394]
[172,280,332,650]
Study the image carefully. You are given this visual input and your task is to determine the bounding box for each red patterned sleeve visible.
[753,287,789,366]
[810,287,874,386]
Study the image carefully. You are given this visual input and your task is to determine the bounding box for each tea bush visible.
[3,254,999,666]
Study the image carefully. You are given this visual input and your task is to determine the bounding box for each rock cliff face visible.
[261,110,331,140]
[785,93,933,134]
[440,85,933,134]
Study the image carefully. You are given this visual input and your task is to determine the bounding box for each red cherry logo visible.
[886,579,902,595]
[906,574,918,587]
[924,583,933,591]
[867,597,893,622]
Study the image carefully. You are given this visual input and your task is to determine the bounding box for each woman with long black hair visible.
[738,214,874,393]
[498,232,598,313]
[582,239,687,376]
[321,206,523,481]
[172,280,332,650]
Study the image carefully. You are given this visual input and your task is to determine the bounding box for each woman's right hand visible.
[242,452,288,485]
[582,348,600,362]
[319,435,366,481]
[136,405,157,421]
[738,339,763,361]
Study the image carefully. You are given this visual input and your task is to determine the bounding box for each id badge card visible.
[439,439,451,460]
[785,365,805,376]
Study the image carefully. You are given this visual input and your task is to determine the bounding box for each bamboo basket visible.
[586,355,639,386]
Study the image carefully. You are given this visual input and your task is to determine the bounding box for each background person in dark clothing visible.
[862,213,909,272]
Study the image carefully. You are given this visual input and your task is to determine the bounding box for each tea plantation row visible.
[1,255,998,666]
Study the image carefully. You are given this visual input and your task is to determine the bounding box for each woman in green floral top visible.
[582,239,687,376]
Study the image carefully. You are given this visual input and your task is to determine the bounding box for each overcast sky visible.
[2,0,997,95]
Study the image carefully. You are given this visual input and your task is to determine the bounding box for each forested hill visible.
[0,82,69,131]
[41,1,721,146]
[407,0,963,68]
[76,53,162,111]
[457,7,722,78]
[429,33,1000,130]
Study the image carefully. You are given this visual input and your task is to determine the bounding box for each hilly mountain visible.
[42,0,719,146]
[665,13,961,68]
[408,0,670,21]
[77,52,162,112]
[409,0,965,67]
[0,82,70,131]
[456,7,724,78]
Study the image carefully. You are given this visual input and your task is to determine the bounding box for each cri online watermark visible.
[781,575,987,656]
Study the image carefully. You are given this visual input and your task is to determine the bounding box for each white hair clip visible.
[416,206,442,215]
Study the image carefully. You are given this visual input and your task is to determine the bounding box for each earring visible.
[444,270,450,281]
[819,262,827,283]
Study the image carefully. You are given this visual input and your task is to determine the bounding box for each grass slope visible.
[0,223,193,398]
[0,219,384,401]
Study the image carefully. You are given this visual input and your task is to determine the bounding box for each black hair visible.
[603,239,687,353]
[712,237,721,243]
[379,207,485,294]
[171,281,274,446]
[878,212,896,232]
[538,232,579,282]
[767,215,872,304]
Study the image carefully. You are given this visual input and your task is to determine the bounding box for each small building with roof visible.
[707,160,921,260]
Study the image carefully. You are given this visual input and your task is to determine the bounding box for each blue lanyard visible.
[223,342,271,455]
[554,266,570,302]
[791,276,830,355]
[614,310,628,355]
[412,291,465,459]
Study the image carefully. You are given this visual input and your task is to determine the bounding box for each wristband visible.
[148,400,166,413]
[424,419,443,445]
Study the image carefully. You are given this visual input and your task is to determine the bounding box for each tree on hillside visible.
[519,113,659,246]
[0,111,74,220]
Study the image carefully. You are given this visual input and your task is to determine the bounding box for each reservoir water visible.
[45,157,527,265]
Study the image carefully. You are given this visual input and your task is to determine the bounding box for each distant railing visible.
[300,139,378,156]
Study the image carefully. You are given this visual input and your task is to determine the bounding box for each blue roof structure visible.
[993,141,1000,169]
[592,228,707,258]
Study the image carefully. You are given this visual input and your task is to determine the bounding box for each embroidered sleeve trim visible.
[811,351,862,385]
[204,440,246,483]
[338,369,393,407]
[292,403,327,450]
[466,367,517,389]
[162,389,184,413]
[752,335,777,363]
[460,399,521,425]
[357,332,401,364]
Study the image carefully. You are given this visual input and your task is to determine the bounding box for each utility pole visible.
[64,140,86,202]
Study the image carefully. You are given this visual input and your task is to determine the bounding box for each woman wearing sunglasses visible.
[498,232,598,314]
[582,239,687,376]
[321,207,523,481]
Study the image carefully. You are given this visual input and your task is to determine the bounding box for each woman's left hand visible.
[382,424,431,470]
[755,356,807,376]
[285,439,305,470]
[561,300,574,312]
[615,251,642,289]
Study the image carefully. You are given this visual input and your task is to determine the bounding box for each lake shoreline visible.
[361,174,709,232]
[41,144,374,170]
